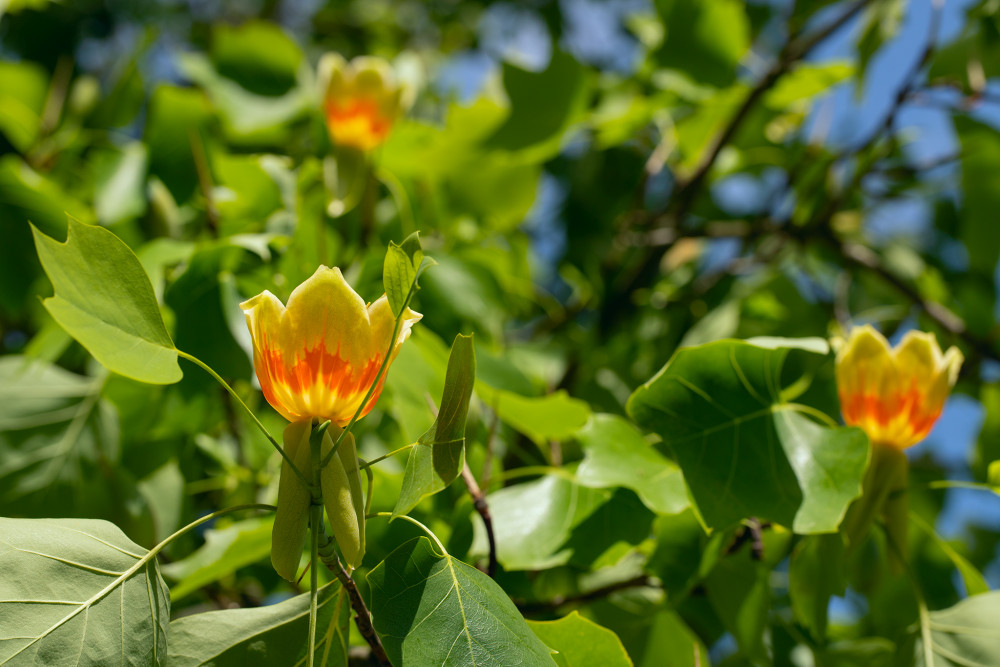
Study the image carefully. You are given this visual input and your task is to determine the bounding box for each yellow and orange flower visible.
[240,266,421,425]
[318,53,407,152]
[835,325,962,449]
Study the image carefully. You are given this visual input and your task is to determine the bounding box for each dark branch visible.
[317,529,390,666]
[515,575,655,614]
[462,462,498,578]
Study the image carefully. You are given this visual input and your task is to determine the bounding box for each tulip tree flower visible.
[240,266,422,426]
[835,325,962,564]
[241,266,421,578]
[318,53,407,152]
[836,325,962,450]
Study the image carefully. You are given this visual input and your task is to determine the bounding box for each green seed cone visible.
[271,421,312,582]
[321,426,366,569]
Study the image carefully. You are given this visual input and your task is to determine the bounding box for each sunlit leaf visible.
[166,583,349,667]
[368,537,556,666]
[627,338,868,533]
[915,591,1000,666]
[32,218,183,384]
[0,518,169,665]
[394,333,475,517]
[470,474,606,570]
[527,612,631,667]
[575,413,689,515]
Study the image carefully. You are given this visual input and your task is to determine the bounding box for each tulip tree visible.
[3,1,1000,666]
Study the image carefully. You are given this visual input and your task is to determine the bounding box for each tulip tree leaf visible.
[627,338,868,533]
[0,355,122,518]
[0,518,170,665]
[393,333,475,517]
[384,232,435,317]
[31,218,182,384]
[915,591,1000,666]
[470,474,606,571]
[486,51,590,158]
[490,388,591,445]
[367,537,556,667]
[789,533,846,642]
[166,583,349,667]
[527,612,632,667]
[575,413,689,515]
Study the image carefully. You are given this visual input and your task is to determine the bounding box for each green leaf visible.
[989,460,1000,489]
[956,116,1000,277]
[646,509,722,599]
[384,233,433,317]
[384,243,415,318]
[0,60,48,151]
[93,142,149,226]
[394,333,475,517]
[486,51,590,159]
[915,591,1000,666]
[161,517,273,601]
[910,513,989,597]
[32,218,180,384]
[367,537,556,666]
[527,612,632,667]
[145,85,213,202]
[764,62,854,109]
[470,474,606,571]
[0,518,170,665]
[491,389,591,445]
[706,538,770,661]
[817,639,895,667]
[178,53,310,145]
[575,413,689,515]
[627,338,868,533]
[652,0,750,88]
[166,583,349,667]
[789,533,846,641]
[210,20,303,97]
[0,356,139,522]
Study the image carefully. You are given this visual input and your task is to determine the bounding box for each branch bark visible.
[317,530,390,666]
[461,462,498,578]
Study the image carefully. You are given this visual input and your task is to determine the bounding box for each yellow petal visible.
[836,325,894,404]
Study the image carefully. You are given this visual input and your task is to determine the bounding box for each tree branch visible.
[515,575,655,614]
[462,462,498,578]
[317,530,390,666]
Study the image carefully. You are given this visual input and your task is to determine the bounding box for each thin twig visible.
[317,528,390,666]
[461,463,497,577]
[515,575,654,613]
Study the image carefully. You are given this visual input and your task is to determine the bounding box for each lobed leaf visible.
[31,218,182,385]
[368,537,556,666]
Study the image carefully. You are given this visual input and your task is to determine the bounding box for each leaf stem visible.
[162,505,279,562]
[925,480,998,493]
[176,350,309,487]
[366,512,449,556]
[307,424,325,667]
[358,442,416,470]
